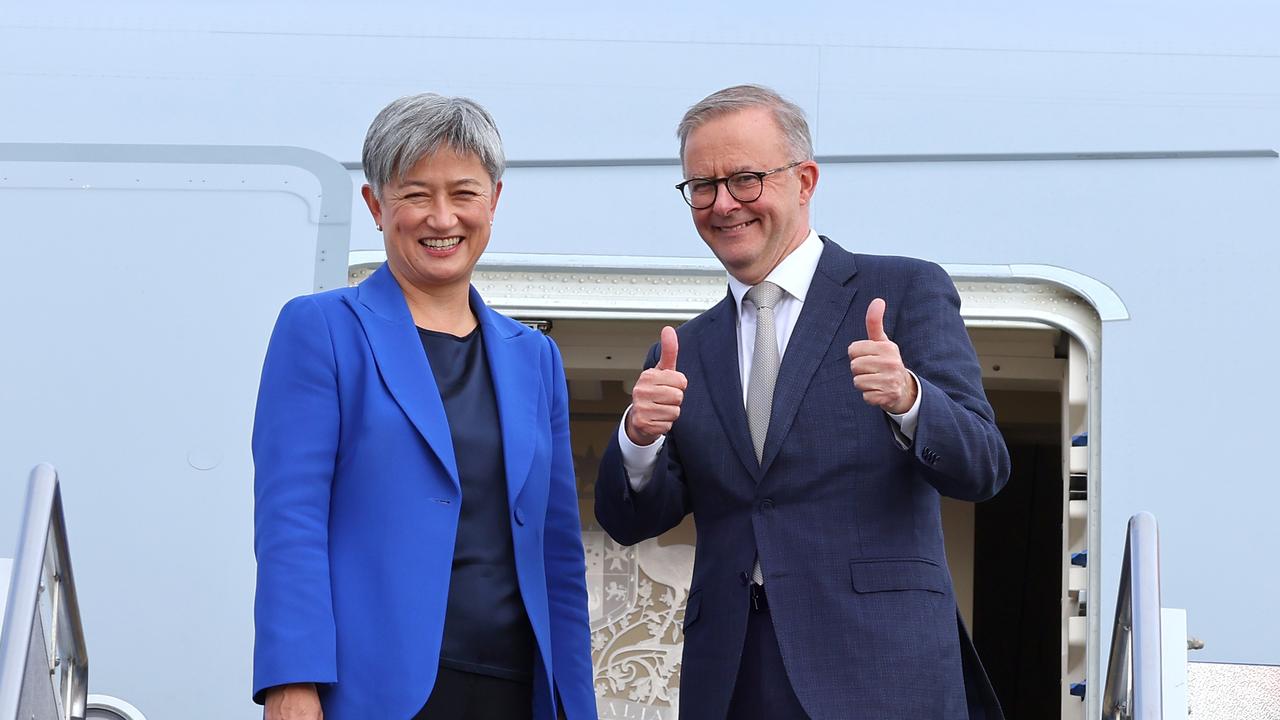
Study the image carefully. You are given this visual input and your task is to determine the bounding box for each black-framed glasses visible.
[675,160,805,209]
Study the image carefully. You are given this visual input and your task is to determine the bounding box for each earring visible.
[376,225,383,231]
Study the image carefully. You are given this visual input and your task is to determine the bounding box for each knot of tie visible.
[746,281,784,311]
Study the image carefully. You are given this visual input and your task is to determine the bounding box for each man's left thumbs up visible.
[847,298,917,414]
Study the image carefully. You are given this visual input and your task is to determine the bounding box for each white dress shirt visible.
[618,230,921,489]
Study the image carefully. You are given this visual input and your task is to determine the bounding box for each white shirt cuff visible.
[618,405,665,491]
[886,371,922,448]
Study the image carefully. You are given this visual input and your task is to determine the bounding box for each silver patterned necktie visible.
[745,281,784,463]
[744,281,784,585]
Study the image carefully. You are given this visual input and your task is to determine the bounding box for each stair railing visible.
[0,464,89,720]
[1101,511,1162,720]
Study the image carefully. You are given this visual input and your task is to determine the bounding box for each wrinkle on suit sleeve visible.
[594,341,693,547]
[894,262,1011,502]
[251,296,340,702]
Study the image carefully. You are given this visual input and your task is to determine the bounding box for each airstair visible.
[1091,512,1280,720]
[0,465,144,720]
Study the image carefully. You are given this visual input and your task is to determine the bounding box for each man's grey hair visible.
[676,84,814,163]
[362,93,505,198]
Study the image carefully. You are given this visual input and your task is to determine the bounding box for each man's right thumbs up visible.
[625,326,689,446]
[656,326,679,371]
[865,297,889,342]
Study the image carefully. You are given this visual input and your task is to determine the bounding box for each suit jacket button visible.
[514,507,526,526]
[759,499,774,511]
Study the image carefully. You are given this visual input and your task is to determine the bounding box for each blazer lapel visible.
[698,293,760,480]
[759,238,859,474]
[347,264,460,489]
[475,290,539,510]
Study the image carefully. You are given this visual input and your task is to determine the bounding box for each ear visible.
[797,160,819,206]
[490,180,503,215]
[360,184,383,226]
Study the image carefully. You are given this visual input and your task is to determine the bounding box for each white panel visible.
[1068,501,1088,555]
[1188,662,1280,719]
[1162,608,1190,719]
[1069,446,1089,475]
[87,693,149,720]
[1067,338,1088,438]
[1068,616,1088,648]
[0,558,11,633]
[1068,566,1087,594]
[0,173,325,720]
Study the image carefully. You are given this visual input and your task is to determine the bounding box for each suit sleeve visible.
[540,335,597,719]
[250,296,339,703]
[594,342,693,547]
[894,261,1011,501]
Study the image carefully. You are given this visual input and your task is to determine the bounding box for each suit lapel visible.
[348,264,460,489]
[698,293,760,480]
[475,290,539,509]
[759,238,859,474]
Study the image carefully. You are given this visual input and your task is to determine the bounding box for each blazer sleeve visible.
[594,342,693,547]
[540,335,597,719]
[251,296,340,702]
[894,261,1011,502]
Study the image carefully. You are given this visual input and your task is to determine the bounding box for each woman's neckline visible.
[417,325,481,342]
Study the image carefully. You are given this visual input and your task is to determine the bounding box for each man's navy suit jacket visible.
[595,238,1011,720]
[252,264,595,719]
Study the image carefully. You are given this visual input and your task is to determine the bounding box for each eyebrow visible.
[689,166,758,179]
[398,177,486,190]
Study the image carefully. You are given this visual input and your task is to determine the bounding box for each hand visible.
[625,326,688,446]
[264,684,322,720]
[847,298,918,414]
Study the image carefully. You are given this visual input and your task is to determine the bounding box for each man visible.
[594,85,1011,720]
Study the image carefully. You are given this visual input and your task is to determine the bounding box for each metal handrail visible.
[0,464,89,719]
[1101,512,1162,719]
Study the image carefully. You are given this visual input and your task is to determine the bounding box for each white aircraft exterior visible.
[2,3,1278,718]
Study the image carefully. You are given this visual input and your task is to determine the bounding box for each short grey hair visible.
[362,93,506,198]
[676,84,814,163]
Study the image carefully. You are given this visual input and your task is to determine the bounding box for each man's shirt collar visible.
[728,229,822,312]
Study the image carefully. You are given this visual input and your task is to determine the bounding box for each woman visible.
[252,93,595,719]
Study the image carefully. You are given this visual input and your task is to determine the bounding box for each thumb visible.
[656,326,679,370]
[866,298,889,341]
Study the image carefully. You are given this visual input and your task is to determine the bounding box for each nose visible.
[424,196,458,229]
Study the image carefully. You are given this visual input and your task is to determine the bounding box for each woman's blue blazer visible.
[251,263,595,719]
